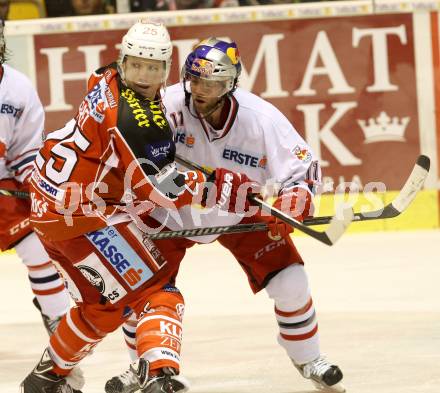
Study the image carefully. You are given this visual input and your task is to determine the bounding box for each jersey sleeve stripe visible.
[15,163,34,176]
[10,155,36,171]
[6,148,39,165]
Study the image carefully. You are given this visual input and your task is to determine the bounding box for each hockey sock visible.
[15,233,70,319]
[275,296,320,364]
[49,306,104,375]
[266,264,320,364]
[135,290,184,373]
[122,315,138,362]
[27,260,70,318]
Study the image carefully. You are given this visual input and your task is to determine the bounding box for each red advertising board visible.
[34,13,417,190]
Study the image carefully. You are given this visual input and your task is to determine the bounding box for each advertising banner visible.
[33,13,418,191]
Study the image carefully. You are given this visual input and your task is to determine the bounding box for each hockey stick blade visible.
[377,154,430,218]
[175,154,353,246]
[252,196,354,246]
[303,154,430,225]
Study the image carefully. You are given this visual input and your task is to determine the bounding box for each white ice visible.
[1,230,439,392]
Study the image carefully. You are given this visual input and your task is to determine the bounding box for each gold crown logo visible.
[357,111,409,144]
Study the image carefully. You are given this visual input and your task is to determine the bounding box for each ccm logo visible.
[254,238,287,259]
[9,218,30,235]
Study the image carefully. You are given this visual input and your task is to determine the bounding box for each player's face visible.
[122,56,166,100]
[189,75,228,114]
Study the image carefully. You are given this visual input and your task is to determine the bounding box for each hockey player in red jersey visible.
[21,23,254,393]
[0,18,72,342]
[107,38,345,393]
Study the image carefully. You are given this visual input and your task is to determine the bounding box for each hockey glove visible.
[202,168,259,213]
[260,187,313,240]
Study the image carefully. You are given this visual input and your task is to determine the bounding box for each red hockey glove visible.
[0,179,32,251]
[203,168,259,213]
[260,187,313,240]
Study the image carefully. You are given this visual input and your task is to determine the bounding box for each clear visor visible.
[184,73,231,98]
[124,56,168,86]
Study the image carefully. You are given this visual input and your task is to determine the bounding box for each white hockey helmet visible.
[118,20,172,82]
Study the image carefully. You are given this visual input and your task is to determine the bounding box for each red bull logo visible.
[191,58,214,77]
[226,47,240,65]
[293,145,312,163]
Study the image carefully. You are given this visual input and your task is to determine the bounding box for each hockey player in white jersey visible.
[0,19,83,391]
[106,38,345,393]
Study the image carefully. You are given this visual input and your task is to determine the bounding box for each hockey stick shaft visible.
[0,188,30,199]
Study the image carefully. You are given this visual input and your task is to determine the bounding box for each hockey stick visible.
[0,188,30,199]
[303,154,430,225]
[149,223,266,240]
[5,155,427,241]
[151,154,430,240]
[174,154,354,246]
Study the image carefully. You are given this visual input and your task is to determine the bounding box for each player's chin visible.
[134,84,159,99]
[194,101,209,113]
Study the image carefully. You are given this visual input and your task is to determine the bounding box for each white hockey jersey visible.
[0,64,44,183]
[150,84,321,243]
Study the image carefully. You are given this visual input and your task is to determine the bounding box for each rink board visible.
[310,188,439,233]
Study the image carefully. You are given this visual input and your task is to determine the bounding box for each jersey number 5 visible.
[35,123,91,185]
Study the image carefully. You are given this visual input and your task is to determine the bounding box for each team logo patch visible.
[78,265,105,294]
[75,253,128,303]
[293,145,312,163]
[86,81,106,123]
